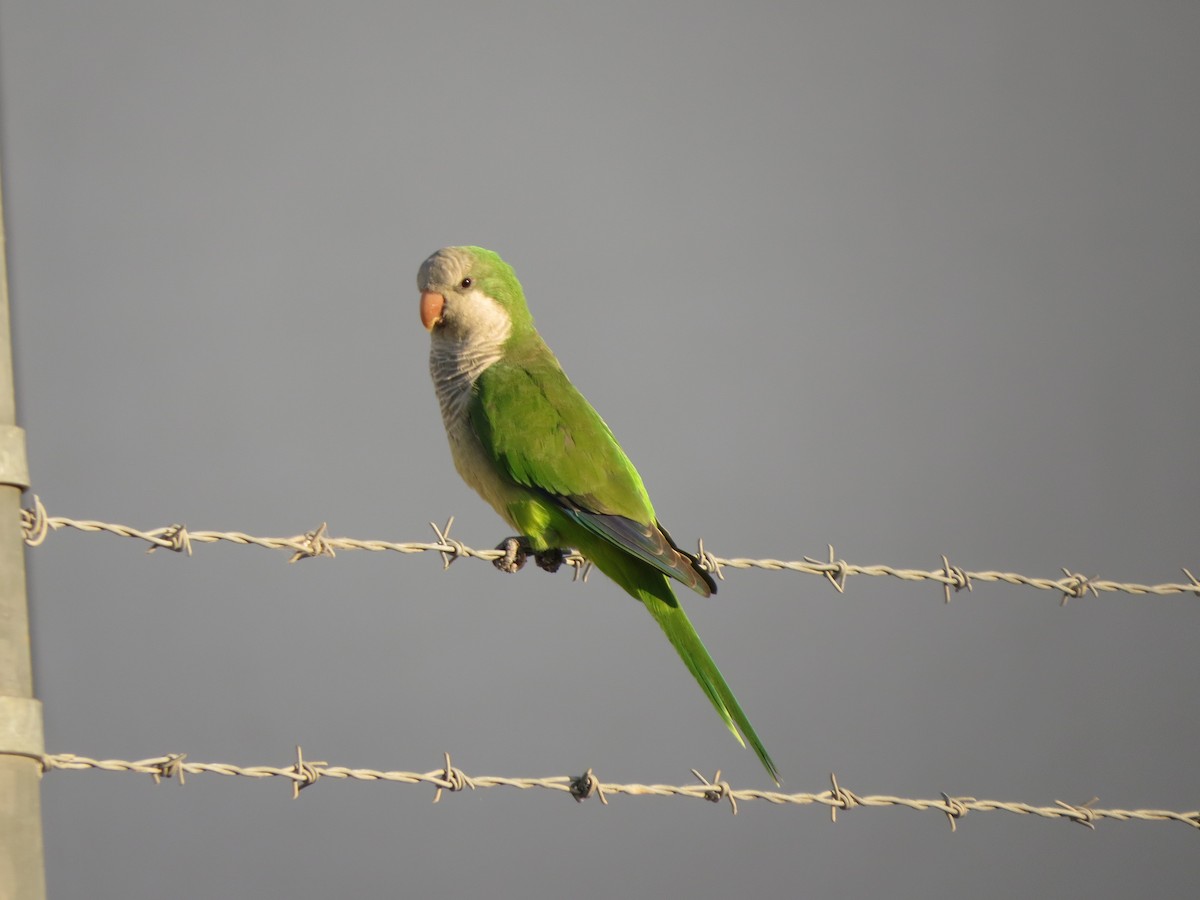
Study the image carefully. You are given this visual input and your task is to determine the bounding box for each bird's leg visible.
[533,547,566,573]
[494,536,531,574]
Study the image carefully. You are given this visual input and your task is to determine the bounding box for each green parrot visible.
[418,245,779,784]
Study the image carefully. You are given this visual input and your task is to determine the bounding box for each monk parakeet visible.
[418,246,779,783]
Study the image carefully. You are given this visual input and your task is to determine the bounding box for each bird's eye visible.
[460,277,473,289]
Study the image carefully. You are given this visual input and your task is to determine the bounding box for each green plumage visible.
[421,245,779,783]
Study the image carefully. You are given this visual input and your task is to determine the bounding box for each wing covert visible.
[469,354,715,595]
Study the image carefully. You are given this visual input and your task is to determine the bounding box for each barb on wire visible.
[19,496,1200,603]
[33,750,1200,832]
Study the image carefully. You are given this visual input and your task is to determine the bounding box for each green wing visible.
[472,346,650,517]
[469,344,715,596]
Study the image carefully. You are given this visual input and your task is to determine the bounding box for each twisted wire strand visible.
[33,750,1199,831]
[18,496,1200,832]
[20,497,1200,604]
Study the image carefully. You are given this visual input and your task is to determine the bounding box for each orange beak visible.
[420,291,445,331]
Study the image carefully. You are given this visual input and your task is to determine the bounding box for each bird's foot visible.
[533,547,567,573]
[493,536,531,574]
[493,538,569,575]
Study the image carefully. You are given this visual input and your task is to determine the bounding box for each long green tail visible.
[600,550,780,784]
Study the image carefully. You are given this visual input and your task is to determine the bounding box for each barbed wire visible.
[19,496,1199,605]
[30,749,1197,831]
[17,500,1200,834]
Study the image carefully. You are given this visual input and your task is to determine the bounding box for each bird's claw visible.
[534,548,566,573]
[494,536,530,574]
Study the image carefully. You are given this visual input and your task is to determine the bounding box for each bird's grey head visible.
[417,246,518,347]
[417,246,476,296]
[418,247,515,420]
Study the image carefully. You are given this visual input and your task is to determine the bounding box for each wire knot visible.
[940,555,973,603]
[691,769,738,815]
[290,746,325,798]
[1056,797,1099,830]
[21,495,49,546]
[289,523,335,563]
[148,524,192,555]
[693,538,724,581]
[827,772,862,822]
[939,791,973,831]
[432,752,475,802]
[150,753,188,785]
[805,545,849,593]
[429,518,466,570]
[1058,568,1098,605]
[570,767,608,804]
[566,553,593,583]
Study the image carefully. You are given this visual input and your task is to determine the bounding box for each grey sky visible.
[1,1,1198,897]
